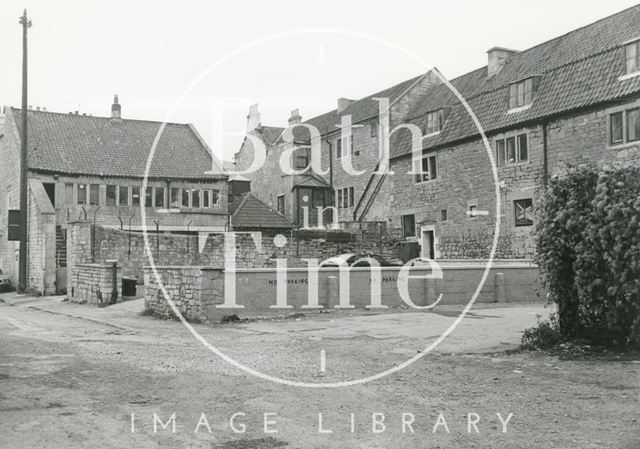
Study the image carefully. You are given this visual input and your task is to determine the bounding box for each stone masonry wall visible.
[69,263,122,306]
[69,222,401,284]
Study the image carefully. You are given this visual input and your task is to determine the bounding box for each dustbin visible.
[122,276,137,297]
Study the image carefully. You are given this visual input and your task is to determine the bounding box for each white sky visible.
[1,0,638,162]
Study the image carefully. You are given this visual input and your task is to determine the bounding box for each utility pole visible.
[18,9,31,292]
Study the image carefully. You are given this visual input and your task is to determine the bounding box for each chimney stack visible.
[288,108,302,126]
[111,94,122,119]
[337,98,354,113]
[246,103,261,132]
[487,47,518,78]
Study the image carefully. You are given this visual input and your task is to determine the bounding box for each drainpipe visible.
[542,121,549,190]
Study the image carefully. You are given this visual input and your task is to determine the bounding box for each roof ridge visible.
[11,107,192,127]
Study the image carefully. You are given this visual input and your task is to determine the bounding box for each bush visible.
[521,313,563,350]
[535,164,640,347]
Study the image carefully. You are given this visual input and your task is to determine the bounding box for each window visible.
[170,188,181,207]
[182,189,190,207]
[203,190,211,208]
[371,118,378,137]
[119,186,129,206]
[336,138,342,159]
[401,214,416,238]
[191,189,201,208]
[106,185,117,206]
[337,187,354,208]
[610,112,624,144]
[415,154,437,183]
[77,184,87,205]
[508,77,539,110]
[625,40,640,75]
[211,190,220,207]
[350,134,355,156]
[514,198,534,227]
[89,185,99,206]
[626,108,640,142]
[131,186,140,207]
[277,195,285,214]
[468,204,478,218]
[425,109,445,135]
[65,184,74,204]
[155,187,165,208]
[295,147,311,169]
[441,209,448,221]
[145,187,153,207]
[495,133,528,165]
[609,108,639,145]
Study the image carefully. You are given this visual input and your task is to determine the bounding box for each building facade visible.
[0,97,227,294]
[233,5,640,261]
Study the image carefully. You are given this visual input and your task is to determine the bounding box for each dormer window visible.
[508,77,540,111]
[424,109,445,135]
[625,40,640,75]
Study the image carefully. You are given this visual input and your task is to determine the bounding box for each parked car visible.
[0,269,12,292]
[319,253,403,268]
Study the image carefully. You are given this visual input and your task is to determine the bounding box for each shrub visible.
[521,313,563,350]
[535,164,640,347]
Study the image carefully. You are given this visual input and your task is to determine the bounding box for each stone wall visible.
[68,222,401,285]
[69,262,122,306]
[26,180,57,294]
[144,260,540,322]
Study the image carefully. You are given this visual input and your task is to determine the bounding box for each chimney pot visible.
[487,47,518,78]
[337,98,354,113]
[111,94,122,119]
[288,108,302,125]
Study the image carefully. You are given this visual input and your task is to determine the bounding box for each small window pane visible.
[338,189,343,208]
[89,185,99,206]
[155,187,165,208]
[65,184,74,204]
[203,190,210,208]
[517,82,525,107]
[626,108,640,142]
[77,184,87,205]
[211,190,220,207]
[145,187,153,207]
[506,137,516,163]
[277,195,285,214]
[106,185,116,206]
[119,186,129,206]
[626,42,638,74]
[496,139,506,166]
[131,186,140,207]
[610,112,624,144]
[336,139,342,159]
[371,119,378,137]
[192,189,200,208]
[182,189,189,207]
[509,84,517,109]
[514,198,534,227]
[441,209,447,221]
[517,134,528,161]
[349,187,354,207]
[170,188,181,207]
[428,156,437,180]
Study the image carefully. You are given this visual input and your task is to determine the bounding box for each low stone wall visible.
[144,260,541,322]
[69,262,122,306]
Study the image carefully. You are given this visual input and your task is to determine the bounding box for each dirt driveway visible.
[0,295,638,448]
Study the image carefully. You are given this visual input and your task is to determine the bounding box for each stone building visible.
[0,96,227,295]
[233,5,640,260]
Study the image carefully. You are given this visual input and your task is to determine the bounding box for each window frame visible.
[625,40,640,75]
[514,198,534,227]
[607,101,640,147]
[154,187,165,208]
[131,186,141,207]
[277,195,285,214]
[77,184,87,205]
[106,185,117,206]
[401,214,416,238]
[626,107,640,143]
[425,109,444,136]
[89,184,100,206]
[495,133,529,166]
[118,186,129,207]
[508,77,538,111]
[336,138,343,160]
[414,153,438,183]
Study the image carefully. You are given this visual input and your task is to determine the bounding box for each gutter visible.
[542,121,549,189]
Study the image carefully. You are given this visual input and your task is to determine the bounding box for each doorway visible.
[420,227,435,259]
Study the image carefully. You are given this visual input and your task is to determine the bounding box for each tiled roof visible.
[11,109,224,179]
[391,4,640,159]
[229,193,292,229]
[258,126,285,146]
